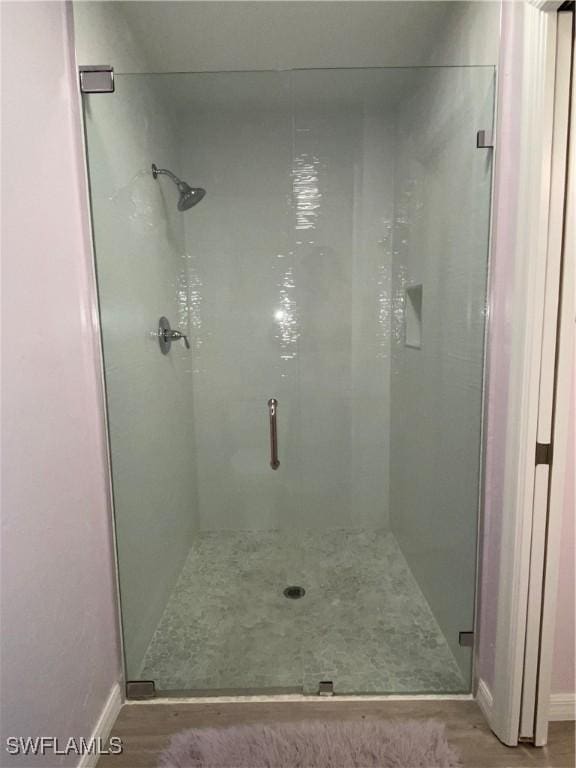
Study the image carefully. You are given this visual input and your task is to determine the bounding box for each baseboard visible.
[476,678,494,723]
[77,682,123,768]
[548,693,576,721]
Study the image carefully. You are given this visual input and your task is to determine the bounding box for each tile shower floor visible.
[140,529,465,694]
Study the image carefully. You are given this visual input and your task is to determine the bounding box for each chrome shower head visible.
[176,181,206,211]
[151,163,206,211]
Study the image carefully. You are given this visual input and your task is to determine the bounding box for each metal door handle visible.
[268,398,280,470]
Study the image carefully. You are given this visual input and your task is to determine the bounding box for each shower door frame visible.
[73,0,570,747]
[82,65,495,701]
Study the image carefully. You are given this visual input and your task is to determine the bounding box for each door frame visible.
[477,0,573,747]
[534,9,575,745]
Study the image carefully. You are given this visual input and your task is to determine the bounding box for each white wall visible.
[80,61,200,677]
[389,66,495,679]
[427,1,501,65]
[178,74,299,530]
[1,1,121,762]
[73,2,500,75]
[177,72,394,531]
[292,86,394,531]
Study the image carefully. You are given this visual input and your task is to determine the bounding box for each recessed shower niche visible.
[81,63,494,695]
[405,284,423,349]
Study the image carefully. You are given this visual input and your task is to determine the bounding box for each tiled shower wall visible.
[85,76,200,676]
[389,67,495,676]
[178,74,395,531]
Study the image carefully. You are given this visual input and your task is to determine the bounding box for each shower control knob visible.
[158,316,190,354]
[167,329,190,349]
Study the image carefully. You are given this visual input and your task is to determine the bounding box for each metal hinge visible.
[126,680,156,699]
[79,65,115,94]
[476,130,494,149]
[459,631,474,647]
[535,442,553,466]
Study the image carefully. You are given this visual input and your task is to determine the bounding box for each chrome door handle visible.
[268,398,280,470]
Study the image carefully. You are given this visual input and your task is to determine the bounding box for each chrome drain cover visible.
[283,585,306,599]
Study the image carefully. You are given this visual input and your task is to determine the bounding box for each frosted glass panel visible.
[84,66,494,695]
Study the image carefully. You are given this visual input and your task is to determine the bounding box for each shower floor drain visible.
[283,586,306,599]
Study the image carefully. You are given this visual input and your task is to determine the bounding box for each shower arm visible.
[151,164,182,186]
[151,163,206,211]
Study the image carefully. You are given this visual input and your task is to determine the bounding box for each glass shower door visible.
[83,64,494,696]
[85,70,307,692]
[292,67,494,693]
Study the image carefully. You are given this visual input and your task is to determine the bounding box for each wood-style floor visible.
[98,700,575,767]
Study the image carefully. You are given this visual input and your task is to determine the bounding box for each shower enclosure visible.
[83,66,494,695]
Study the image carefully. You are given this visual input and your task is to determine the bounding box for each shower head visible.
[151,163,206,211]
[176,181,206,211]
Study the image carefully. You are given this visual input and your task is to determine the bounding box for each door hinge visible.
[79,65,115,94]
[476,129,494,149]
[535,442,553,466]
[459,631,474,647]
[126,680,156,699]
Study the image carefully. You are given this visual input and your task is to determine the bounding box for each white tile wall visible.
[178,72,394,532]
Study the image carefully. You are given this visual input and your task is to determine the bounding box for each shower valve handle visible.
[158,316,190,354]
[165,329,190,349]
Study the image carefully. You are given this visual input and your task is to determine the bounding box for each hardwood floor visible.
[98,700,575,767]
